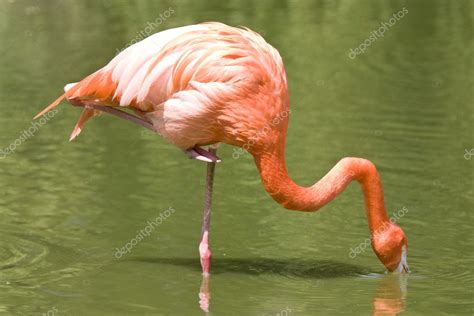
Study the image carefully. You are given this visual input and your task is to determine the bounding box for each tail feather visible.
[33,80,82,120]
[33,94,66,119]
[69,106,100,141]
[69,107,100,141]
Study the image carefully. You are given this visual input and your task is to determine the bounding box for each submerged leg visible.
[199,147,217,275]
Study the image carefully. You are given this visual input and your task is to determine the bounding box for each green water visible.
[0,0,473,315]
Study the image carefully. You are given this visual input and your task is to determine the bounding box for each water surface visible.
[0,0,472,315]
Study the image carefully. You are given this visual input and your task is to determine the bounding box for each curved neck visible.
[252,142,389,233]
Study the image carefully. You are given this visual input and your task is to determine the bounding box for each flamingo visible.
[34,22,409,276]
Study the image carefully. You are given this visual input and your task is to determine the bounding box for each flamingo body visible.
[35,22,408,274]
[46,23,287,151]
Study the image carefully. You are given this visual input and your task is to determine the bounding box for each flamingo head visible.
[372,222,409,273]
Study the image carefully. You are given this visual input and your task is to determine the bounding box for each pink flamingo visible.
[34,22,409,276]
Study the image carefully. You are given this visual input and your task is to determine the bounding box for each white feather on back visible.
[104,25,209,106]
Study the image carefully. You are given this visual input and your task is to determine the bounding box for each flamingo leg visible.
[199,147,217,276]
[83,104,155,131]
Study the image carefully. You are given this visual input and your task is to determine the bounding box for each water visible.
[0,0,472,315]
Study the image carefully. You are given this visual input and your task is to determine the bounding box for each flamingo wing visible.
[34,22,286,148]
[64,24,211,111]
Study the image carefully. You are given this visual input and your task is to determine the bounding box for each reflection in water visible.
[132,257,368,312]
[199,274,211,313]
[372,274,408,316]
[0,0,471,314]
[198,273,409,314]
[194,260,408,314]
[133,256,408,313]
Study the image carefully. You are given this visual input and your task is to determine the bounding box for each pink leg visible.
[199,231,211,275]
[199,147,217,275]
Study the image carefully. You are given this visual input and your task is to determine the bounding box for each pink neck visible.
[252,142,389,233]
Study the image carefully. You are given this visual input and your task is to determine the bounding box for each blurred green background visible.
[0,0,472,315]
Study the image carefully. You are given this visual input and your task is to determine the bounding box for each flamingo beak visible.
[395,246,410,273]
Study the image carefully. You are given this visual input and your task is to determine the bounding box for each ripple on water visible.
[0,230,53,314]
[0,227,82,290]
[0,234,49,285]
